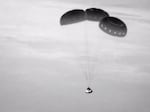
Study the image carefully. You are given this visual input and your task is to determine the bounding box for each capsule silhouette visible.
[85,87,93,94]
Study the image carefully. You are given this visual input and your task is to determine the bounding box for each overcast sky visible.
[55,0,150,9]
[0,0,150,112]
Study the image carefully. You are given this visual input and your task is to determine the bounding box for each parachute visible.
[99,17,127,37]
[60,8,127,93]
[60,9,85,25]
[85,8,109,21]
[60,8,109,25]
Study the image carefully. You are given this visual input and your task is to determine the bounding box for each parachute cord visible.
[84,22,91,87]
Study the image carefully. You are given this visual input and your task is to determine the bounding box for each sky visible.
[55,0,150,9]
[0,0,150,112]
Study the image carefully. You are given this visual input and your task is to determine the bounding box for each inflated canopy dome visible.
[60,9,85,25]
[60,8,127,37]
[60,8,109,25]
[85,8,109,21]
[99,17,127,37]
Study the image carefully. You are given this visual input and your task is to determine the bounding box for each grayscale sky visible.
[56,0,150,9]
[0,0,150,112]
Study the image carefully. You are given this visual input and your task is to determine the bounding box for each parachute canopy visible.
[60,8,127,37]
[60,9,85,25]
[99,17,127,37]
[60,8,109,25]
[85,8,109,21]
